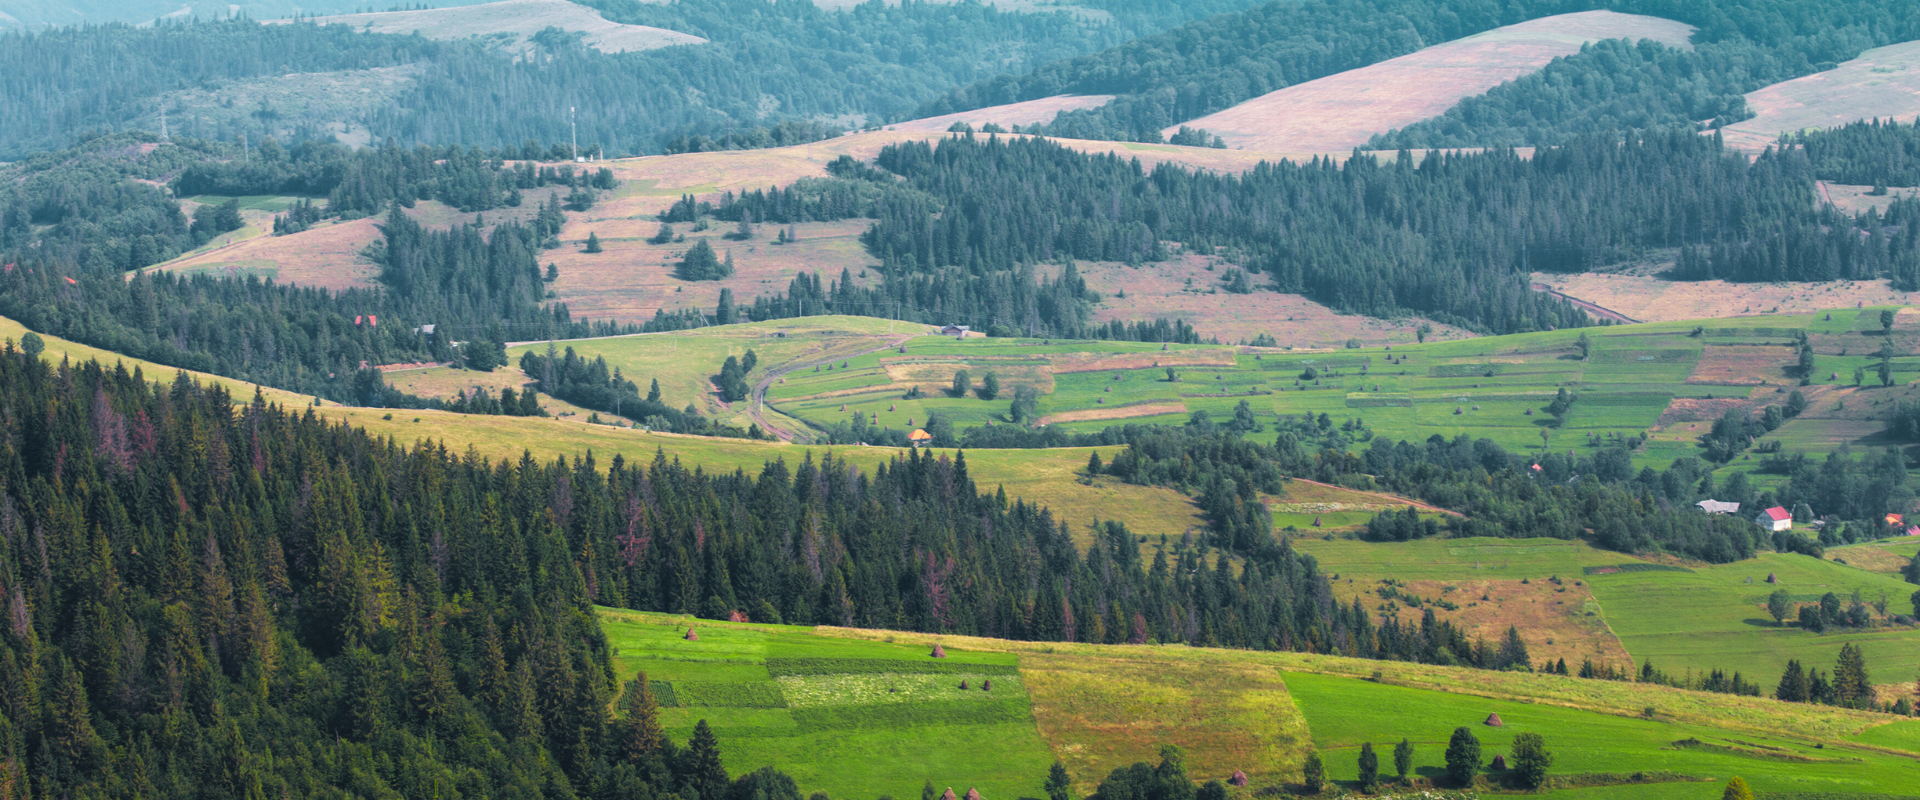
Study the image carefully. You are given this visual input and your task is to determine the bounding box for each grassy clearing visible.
[1585,553,1920,679]
[1284,671,1916,798]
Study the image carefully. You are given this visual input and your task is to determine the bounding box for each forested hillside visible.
[0,0,1265,159]
[926,0,1920,146]
[842,132,1920,333]
[0,350,767,799]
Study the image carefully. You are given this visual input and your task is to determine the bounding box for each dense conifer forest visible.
[848,133,1920,333]
[0,351,761,800]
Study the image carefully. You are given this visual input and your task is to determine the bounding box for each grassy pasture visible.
[1285,671,1917,799]
[1585,553,1920,679]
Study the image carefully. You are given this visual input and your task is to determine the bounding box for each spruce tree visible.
[1044,761,1072,800]
[683,720,729,800]
[1301,751,1324,792]
[1833,643,1872,708]
[1722,776,1755,800]
[1444,727,1481,787]
[584,231,603,253]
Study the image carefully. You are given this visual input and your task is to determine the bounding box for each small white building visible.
[1756,506,1792,532]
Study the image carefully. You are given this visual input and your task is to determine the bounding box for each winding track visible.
[744,333,921,442]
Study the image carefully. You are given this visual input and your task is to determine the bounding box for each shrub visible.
[1301,751,1324,792]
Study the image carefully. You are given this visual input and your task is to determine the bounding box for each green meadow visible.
[600,609,1056,800]
[594,610,1919,800]
[1285,671,1918,799]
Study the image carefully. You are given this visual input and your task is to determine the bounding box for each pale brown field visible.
[1721,40,1920,153]
[1037,402,1186,426]
[147,200,539,291]
[1826,540,1920,574]
[889,94,1115,132]
[1170,11,1694,153]
[1082,256,1471,346]
[263,0,704,54]
[1686,344,1797,385]
[1393,578,1633,671]
[1821,182,1920,215]
[1532,272,1920,323]
[547,220,881,322]
[881,360,1055,394]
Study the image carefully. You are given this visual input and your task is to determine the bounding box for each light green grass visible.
[1586,553,1920,679]
[1285,671,1917,798]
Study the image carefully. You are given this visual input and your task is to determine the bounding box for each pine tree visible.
[1722,776,1755,800]
[682,720,729,800]
[584,232,603,253]
[1775,659,1809,702]
[616,672,669,762]
[1045,761,1072,800]
[1833,643,1873,708]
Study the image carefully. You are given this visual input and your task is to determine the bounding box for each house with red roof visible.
[1755,506,1792,532]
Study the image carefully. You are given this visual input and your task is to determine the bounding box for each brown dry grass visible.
[1820,182,1920,215]
[1653,396,1761,429]
[1171,11,1694,153]
[1082,256,1471,346]
[147,200,539,291]
[1048,346,1238,374]
[1532,272,1920,323]
[881,361,1055,394]
[1686,345,1797,385]
[1721,40,1920,154]
[1038,402,1186,425]
[1826,541,1920,574]
[890,95,1115,132]
[265,0,705,54]
[547,220,879,322]
[1019,650,1313,785]
[1409,579,1631,670]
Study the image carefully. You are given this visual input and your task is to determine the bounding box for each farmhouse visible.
[909,429,933,447]
[1756,506,1793,532]
[1696,499,1740,514]
[1887,513,1904,526]
[940,324,971,338]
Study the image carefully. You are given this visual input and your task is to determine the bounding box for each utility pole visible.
[570,106,578,162]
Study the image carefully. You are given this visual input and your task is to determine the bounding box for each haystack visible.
[959,680,970,690]
[684,628,699,641]
[931,644,947,658]
[1766,573,1777,584]
[982,679,992,691]
[1228,771,1248,787]
[1491,754,1507,770]
[728,610,749,623]
[941,789,957,800]
[1484,712,1503,727]
[965,788,982,800]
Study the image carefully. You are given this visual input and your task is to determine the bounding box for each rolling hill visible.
[1720,40,1920,153]
[1165,10,1694,154]
[261,0,707,56]
[600,608,1920,799]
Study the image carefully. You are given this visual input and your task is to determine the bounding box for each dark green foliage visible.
[464,337,507,371]
[170,140,598,219]
[1445,727,1482,786]
[1010,386,1041,425]
[586,232,604,253]
[0,352,773,799]
[1357,742,1379,791]
[1394,738,1414,780]
[1301,751,1325,792]
[951,369,971,398]
[17,331,40,360]
[978,371,1001,400]
[1046,762,1074,800]
[1509,732,1552,789]
[1792,118,1920,187]
[857,133,1916,335]
[716,355,751,403]
[677,240,733,281]
[1089,746,1194,800]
